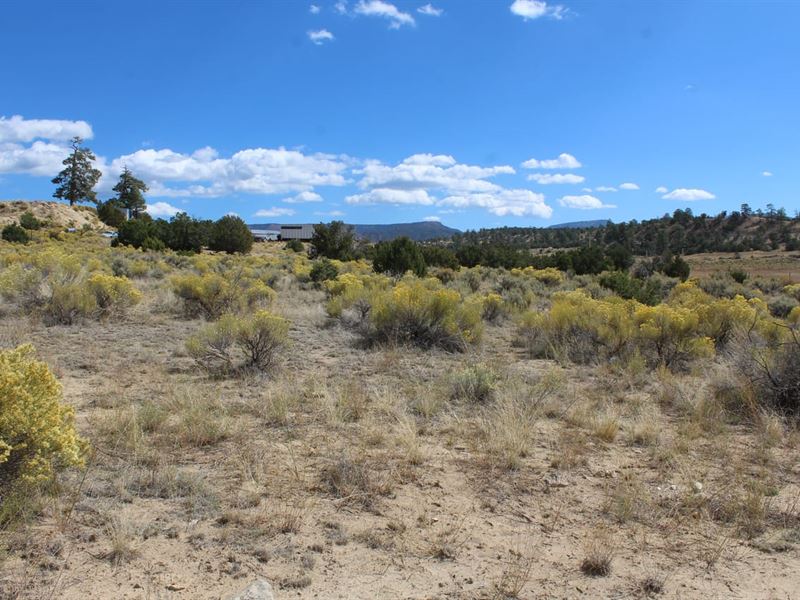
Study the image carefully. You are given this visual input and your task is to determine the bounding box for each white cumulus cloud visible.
[527,173,585,185]
[348,154,550,218]
[558,195,616,210]
[254,207,296,218]
[417,3,443,16]
[521,152,581,169]
[662,188,716,201]
[354,0,415,28]
[655,186,668,194]
[282,191,323,203]
[509,0,566,21]
[0,141,73,176]
[619,182,639,190]
[346,188,436,205]
[145,202,181,217]
[0,115,93,143]
[440,189,552,217]
[310,4,321,13]
[594,186,617,192]
[308,29,334,44]
[107,146,349,198]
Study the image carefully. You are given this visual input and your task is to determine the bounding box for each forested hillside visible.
[455,205,800,255]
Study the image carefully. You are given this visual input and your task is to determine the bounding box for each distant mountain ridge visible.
[248,220,460,242]
[548,219,611,229]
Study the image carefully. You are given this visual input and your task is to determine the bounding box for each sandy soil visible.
[1,273,799,600]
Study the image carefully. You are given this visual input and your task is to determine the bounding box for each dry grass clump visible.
[481,396,537,470]
[186,310,289,376]
[708,482,772,539]
[606,474,651,523]
[172,392,230,447]
[450,364,497,404]
[394,413,425,465]
[492,548,534,599]
[580,527,615,577]
[426,519,468,560]
[100,516,139,566]
[628,413,661,447]
[319,453,390,509]
[326,380,371,423]
[592,413,620,443]
[549,429,589,470]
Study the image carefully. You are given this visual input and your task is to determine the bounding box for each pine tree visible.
[112,167,148,219]
[51,137,102,206]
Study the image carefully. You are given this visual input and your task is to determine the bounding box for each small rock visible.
[692,481,703,493]
[227,579,274,600]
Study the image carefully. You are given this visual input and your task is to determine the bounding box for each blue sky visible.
[1,0,798,229]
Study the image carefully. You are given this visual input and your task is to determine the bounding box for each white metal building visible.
[279,224,315,241]
[250,229,280,241]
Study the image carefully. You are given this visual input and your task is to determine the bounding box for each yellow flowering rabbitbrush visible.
[0,345,88,485]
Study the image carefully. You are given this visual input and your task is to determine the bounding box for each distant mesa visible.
[248,220,461,242]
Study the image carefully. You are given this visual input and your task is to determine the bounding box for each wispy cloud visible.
[662,188,715,201]
[509,0,566,21]
[594,186,617,192]
[655,186,668,194]
[254,207,296,218]
[354,0,415,28]
[417,3,443,17]
[521,153,581,169]
[423,215,441,221]
[527,173,585,185]
[309,4,321,14]
[558,195,616,210]
[308,29,334,45]
[282,191,323,203]
[762,170,773,177]
[619,182,639,190]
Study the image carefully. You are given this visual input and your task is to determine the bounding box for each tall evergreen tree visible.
[112,167,148,218]
[51,137,102,206]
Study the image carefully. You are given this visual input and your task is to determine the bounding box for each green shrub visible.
[209,215,253,254]
[171,272,275,319]
[0,344,88,487]
[19,211,43,231]
[310,258,339,283]
[141,236,166,251]
[373,237,427,277]
[660,255,691,281]
[598,271,664,305]
[2,223,30,244]
[310,221,355,261]
[85,274,142,317]
[729,269,749,284]
[768,295,798,318]
[97,200,126,228]
[186,311,290,375]
[451,365,497,404]
[285,239,304,253]
[420,245,459,270]
[364,279,482,351]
